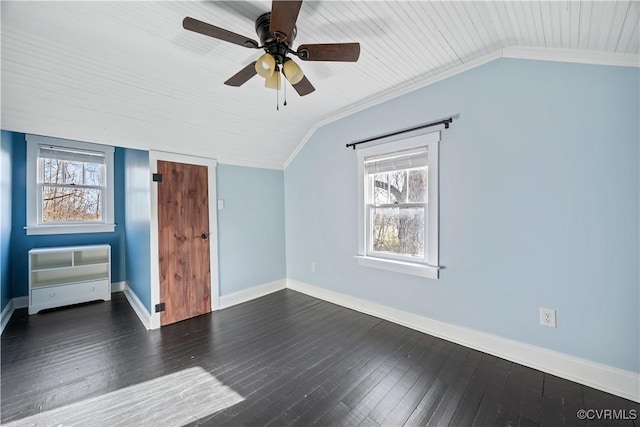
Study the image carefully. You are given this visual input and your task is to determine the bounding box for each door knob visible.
[201,233,208,240]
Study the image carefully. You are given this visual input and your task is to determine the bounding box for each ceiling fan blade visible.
[270,0,303,42]
[183,17,259,49]
[291,75,315,96]
[297,43,360,62]
[224,62,258,87]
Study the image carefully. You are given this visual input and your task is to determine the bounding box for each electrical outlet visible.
[540,308,556,328]
[311,263,316,273]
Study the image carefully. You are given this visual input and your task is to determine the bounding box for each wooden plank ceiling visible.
[2,1,638,169]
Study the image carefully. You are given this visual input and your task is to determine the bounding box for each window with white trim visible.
[26,135,115,235]
[356,129,440,279]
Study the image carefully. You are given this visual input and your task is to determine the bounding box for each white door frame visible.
[148,150,220,329]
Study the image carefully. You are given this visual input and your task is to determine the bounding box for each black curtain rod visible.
[346,117,453,150]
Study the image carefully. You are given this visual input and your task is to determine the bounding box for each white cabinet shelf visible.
[29,245,111,314]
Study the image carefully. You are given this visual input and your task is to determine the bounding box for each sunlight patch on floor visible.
[6,367,244,426]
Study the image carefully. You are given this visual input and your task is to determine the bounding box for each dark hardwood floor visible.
[1,290,638,426]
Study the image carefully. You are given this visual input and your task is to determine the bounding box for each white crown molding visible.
[502,46,640,68]
[219,279,286,309]
[283,47,639,170]
[217,156,284,171]
[286,279,640,403]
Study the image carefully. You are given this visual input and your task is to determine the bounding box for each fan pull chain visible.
[284,81,287,107]
[276,79,279,111]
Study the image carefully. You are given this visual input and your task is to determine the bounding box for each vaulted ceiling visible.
[2,1,638,169]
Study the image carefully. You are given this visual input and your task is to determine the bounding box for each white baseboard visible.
[0,300,14,335]
[219,279,287,309]
[126,279,286,329]
[13,296,28,309]
[287,279,640,403]
[111,281,126,293]
[123,284,152,330]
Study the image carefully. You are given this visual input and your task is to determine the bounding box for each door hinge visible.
[155,302,165,313]
[152,173,163,183]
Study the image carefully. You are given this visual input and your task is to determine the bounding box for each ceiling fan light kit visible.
[282,59,304,85]
[255,52,276,78]
[265,67,282,90]
[182,0,360,102]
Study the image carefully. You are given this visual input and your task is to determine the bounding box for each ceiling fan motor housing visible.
[255,12,296,65]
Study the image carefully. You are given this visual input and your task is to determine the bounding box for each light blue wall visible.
[123,148,151,311]
[1,131,13,312]
[9,132,127,298]
[284,58,639,373]
[217,164,286,295]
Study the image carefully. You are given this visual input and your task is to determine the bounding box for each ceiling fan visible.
[182,0,360,97]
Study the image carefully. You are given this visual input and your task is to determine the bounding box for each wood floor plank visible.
[423,348,482,426]
[582,385,637,427]
[2,290,637,427]
[379,339,456,426]
[470,357,512,426]
[270,322,415,426]
[402,344,474,426]
[448,352,498,426]
[198,309,381,425]
[341,332,423,409]
[542,373,585,427]
[339,338,424,425]
[541,374,566,426]
[318,401,351,427]
[518,365,544,425]
[356,336,433,423]
[493,363,532,427]
[306,327,411,427]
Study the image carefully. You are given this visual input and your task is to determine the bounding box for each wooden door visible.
[157,160,211,326]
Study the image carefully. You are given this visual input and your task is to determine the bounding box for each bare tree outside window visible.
[370,167,427,258]
[40,156,104,222]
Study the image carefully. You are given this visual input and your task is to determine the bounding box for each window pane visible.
[42,186,102,222]
[83,163,103,186]
[64,161,84,185]
[408,168,427,202]
[41,158,103,187]
[388,170,407,203]
[370,206,424,257]
[42,158,63,184]
[373,173,389,204]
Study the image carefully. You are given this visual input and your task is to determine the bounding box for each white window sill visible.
[354,255,439,279]
[25,223,116,236]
